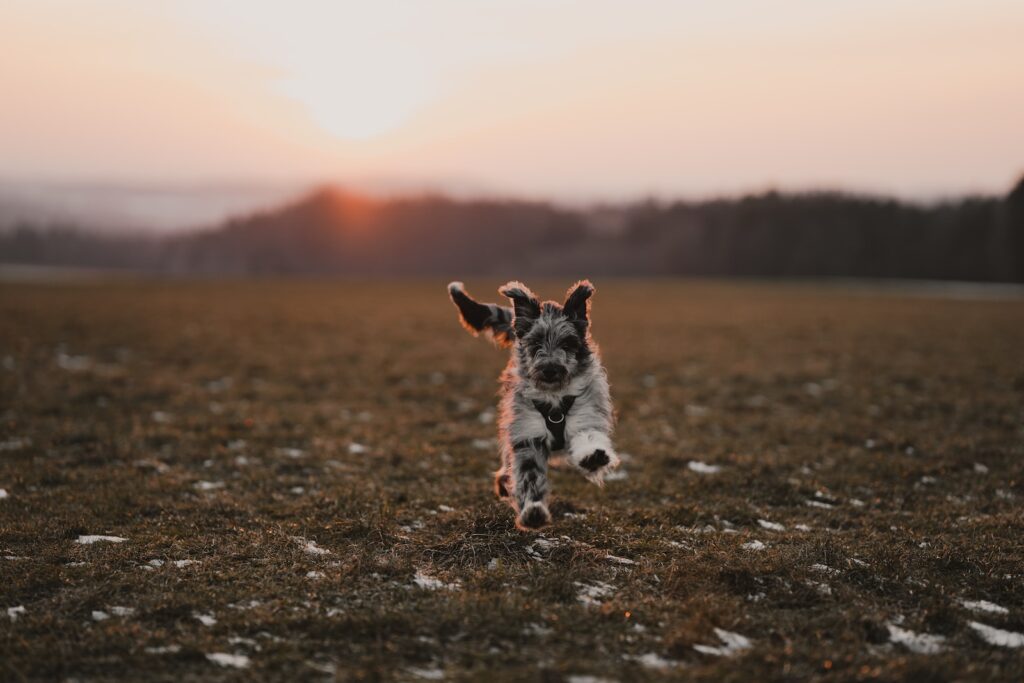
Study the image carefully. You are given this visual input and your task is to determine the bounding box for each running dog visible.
[447,280,619,530]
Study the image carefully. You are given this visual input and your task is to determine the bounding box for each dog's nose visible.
[539,364,566,381]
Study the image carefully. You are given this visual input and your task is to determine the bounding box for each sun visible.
[278,68,430,142]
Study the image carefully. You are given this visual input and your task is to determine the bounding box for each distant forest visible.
[2,177,1022,282]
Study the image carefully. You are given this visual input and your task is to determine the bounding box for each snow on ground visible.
[293,537,330,555]
[7,606,26,621]
[406,666,445,680]
[471,439,495,450]
[626,652,680,669]
[193,480,224,491]
[76,535,127,544]
[567,676,616,683]
[413,571,460,591]
[574,581,616,607]
[811,564,841,576]
[968,621,1024,648]
[958,599,1009,615]
[693,628,753,657]
[688,461,721,474]
[206,653,251,669]
[348,443,369,454]
[886,623,945,654]
[145,645,181,654]
[0,488,8,499]
[806,500,835,509]
[276,447,306,459]
[742,540,766,551]
[194,612,217,626]
[757,519,785,531]
[605,554,637,565]
[604,469,628,481]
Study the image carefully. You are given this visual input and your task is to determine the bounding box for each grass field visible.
[2,279,1023,681]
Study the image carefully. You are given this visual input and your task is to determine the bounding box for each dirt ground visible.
[1,279,1022,681]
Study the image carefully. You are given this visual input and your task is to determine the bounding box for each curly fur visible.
[448,280,619,530]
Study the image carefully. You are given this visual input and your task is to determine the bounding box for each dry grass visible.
[1,279,1023,681]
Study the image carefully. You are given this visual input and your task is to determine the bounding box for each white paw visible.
[568,431,619,486]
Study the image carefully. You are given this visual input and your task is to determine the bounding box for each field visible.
[2,279,1023,681]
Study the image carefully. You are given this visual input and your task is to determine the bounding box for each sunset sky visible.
[2,0,1023,201]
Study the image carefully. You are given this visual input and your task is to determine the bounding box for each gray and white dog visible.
[447,280,619,530]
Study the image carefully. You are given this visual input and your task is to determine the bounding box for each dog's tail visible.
[447,282,515,348]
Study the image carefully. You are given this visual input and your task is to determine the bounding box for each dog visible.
[447,280,619,530]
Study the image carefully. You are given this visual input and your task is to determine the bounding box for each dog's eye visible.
[561,340,579,353]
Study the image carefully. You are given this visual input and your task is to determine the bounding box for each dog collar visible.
[532,395,577,451]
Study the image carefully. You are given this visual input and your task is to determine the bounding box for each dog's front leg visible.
[510,436,552,530]
[567,428,620,486]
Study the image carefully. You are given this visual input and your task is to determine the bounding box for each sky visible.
[2,0,1023,202]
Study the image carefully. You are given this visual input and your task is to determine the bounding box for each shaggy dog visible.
[447,280,619,530]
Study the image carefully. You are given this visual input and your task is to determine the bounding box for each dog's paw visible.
[516,501,551,530]
[578,449,610,472]
[568,431,620,486]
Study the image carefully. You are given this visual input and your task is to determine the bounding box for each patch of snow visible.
[194,480,224,491]
[794,524,812,531]
[76,535,127,544]
[471,438,495,450]
[523,622,553,637]
[151,411,172,423]
[413,571,460,591]
[406,666,445,680]
[206,653,251,669]
[567,676,615,683]
[289,486,305,495]
[348,443,369,454]
[806,500,835,509]
[968,621,1024,648]
[574,581,616,607]
[486,558,499,570]
[145,645,181,654]
[57,353,92,371]
[7,605,26,621]
[694,628,753,657]
[958,599,1009,615]
[757,519,785,531]
[110,606,135,616]
[806,580,833,596]
[606,554,637,565]
[886,623,945,654]
[0,489,7,500]
[688,461,721,474]
[685,404,709,418]
[742,540,766,551]
[0,438,30,451]
[627,652,679,669]
[437,504,455,512]
[194,612,217,626]
[277,447,306,459]
[173,559,197,568]
[306,570,324,579]
[92,610,109,621]
[850,498,865,507]
[478,410,495,424]
[811,564,840,576]
[293,537,330,555]
[148,559,164,568]
[973,463,989,474]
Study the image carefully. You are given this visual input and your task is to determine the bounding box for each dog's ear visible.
[499,281,540,337]
[563,280,594,323]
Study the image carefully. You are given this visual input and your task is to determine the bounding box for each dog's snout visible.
[539,364,566,381]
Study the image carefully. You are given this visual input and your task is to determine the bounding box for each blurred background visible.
[1,0,1022,281]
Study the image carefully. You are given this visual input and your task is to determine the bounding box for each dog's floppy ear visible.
[499,281,540,337]
[563,279,594,323]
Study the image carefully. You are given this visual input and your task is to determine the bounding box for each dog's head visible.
[499,280,595,391]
